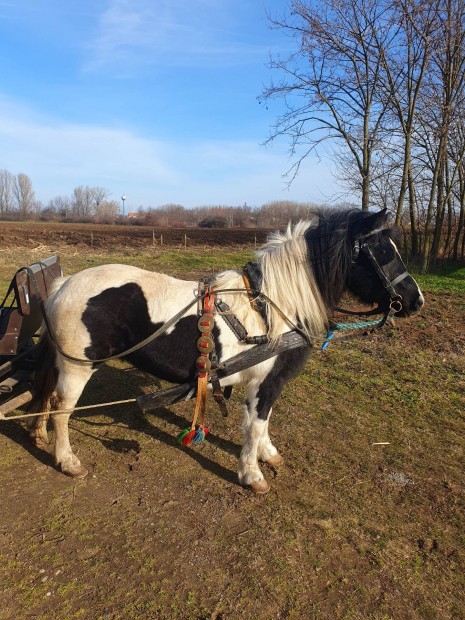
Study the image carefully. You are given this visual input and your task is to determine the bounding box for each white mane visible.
[214,220,328,342]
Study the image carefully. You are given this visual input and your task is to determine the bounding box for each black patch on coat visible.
[82,282,222,384]
[255,346,311,420]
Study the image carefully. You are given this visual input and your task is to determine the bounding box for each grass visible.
[0,240,464,620]
[0,245,253,297]
[413,265,465,294]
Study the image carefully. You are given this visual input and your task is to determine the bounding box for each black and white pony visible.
[28,208,423,493]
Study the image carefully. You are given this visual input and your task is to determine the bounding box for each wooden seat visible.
[0,256,62,357]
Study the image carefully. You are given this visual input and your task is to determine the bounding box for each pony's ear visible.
[351,208,388,236]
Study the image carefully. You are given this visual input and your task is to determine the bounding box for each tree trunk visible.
[408,165,419,258]
[453,167,465,260]
[421,137,445,273]
[396,133,411,226]
[431,158,446,262]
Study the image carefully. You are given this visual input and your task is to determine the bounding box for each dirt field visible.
[0,221,269,249]
[0,226,464,619]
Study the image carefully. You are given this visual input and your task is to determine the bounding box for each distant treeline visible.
[1,173,464,264]
[117,202,345,229]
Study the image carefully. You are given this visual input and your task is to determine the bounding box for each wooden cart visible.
[0,256,62,418]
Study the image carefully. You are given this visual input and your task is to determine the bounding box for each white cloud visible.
[0,96,177,197]
[84,0,268,73]
[0,95,338,208]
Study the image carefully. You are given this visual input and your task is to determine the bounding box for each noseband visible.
[353,228,408,312]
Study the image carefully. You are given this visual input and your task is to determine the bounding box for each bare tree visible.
[71,185,110,218]
[0,169,16,215]
[47,195,72,218]
[375,0,440,256]
[95,200,120,224]
[13,173,35,219]
[262,0,396,210]
[92,187,109,209]
[416,0,465,269]
[450,124,465,260]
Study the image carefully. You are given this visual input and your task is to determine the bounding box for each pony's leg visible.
[257,409,284,468]
[238,348,309,493]
[52,411,87,478]
[27,415,50,448]
[51,364,94,478]
[238,402,283,494]
[238,393,270,494]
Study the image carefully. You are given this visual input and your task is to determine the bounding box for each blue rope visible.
[321,317,384,351]
[332,318,383,331]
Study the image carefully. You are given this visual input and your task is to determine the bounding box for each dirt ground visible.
[0,221,269,249]
[0,229,464,619]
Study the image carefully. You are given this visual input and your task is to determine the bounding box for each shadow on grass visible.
[1,363,241,487]
[73,404,242,488]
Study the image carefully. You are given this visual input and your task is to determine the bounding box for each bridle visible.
[352,228,409,314]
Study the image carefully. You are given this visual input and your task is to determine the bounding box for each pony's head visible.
[346,209,424,317]
[305,208,424,318]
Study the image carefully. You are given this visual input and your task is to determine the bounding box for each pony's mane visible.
[304,208,371,309]
[214,217,327,342]
[255,218,327,341]
[214,208,373,343]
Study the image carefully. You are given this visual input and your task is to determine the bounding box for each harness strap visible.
[242,262,268,327]
[192,287,215,431]
[390,271,409,287]
[215,299,248,341]
[212,331,309,382]
[137,330,310,414]
[357,239,406,303]
[332,305,382,318]
[215,299,269,345]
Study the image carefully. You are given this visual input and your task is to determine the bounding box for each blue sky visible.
[0,0,340,211]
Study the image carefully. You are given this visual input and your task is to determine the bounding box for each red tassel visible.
[181,429,196,446]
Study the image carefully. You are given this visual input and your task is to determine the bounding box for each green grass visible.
[0,246,254,299]
[57,248,253,278]
[414,265,465,294]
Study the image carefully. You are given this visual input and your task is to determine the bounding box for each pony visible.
[27,208,423,493]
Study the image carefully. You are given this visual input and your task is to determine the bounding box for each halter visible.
[353,228,408,311]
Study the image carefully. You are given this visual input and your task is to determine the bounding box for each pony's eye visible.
[375,243,395,265]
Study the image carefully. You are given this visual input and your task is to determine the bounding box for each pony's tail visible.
[26,333,58,429]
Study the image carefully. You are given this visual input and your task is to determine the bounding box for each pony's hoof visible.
[249,479,271,494]
[265,453,285,468]
[62,463,88,479]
